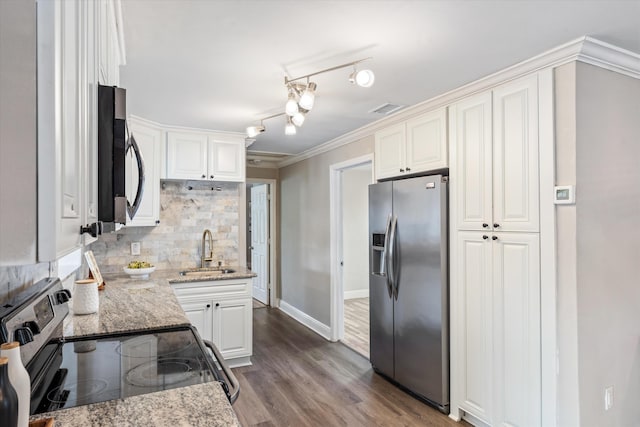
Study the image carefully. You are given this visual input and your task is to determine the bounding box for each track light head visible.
[292,110,306,127]
[246,125,265,138]
[285,116,296,135]
[349,69,375,87]
[285,92,299,116]
[299,82,317,110]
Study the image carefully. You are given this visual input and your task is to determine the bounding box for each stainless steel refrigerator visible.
[369,174,449,413]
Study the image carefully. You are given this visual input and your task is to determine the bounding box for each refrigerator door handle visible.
[383,213,393,298]
[388,215,398,300]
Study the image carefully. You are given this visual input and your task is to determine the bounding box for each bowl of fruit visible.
[123,261,156,279]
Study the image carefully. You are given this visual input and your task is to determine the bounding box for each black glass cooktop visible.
[30,327,219,415]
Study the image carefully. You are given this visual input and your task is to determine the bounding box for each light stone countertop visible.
[33,268,250,426]
[63,267,255,337]
[29,382,240,427]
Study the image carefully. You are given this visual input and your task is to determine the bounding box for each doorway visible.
[246,179,277,308]
[329,154,373,358]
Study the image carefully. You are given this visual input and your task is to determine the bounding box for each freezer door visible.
[392,175,449,409]
[368,181,394,378]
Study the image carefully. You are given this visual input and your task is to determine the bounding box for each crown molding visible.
[277,36,640,169]
[128,115,246,140]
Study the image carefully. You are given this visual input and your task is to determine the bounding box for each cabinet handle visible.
[399,168,405,172]
[482,235,489,240]
[493,223,500,228]
[492,236,498,241]
[201,174,206,178]
[482,223,489,228]
[206,304,211,308]
[215,303,220,307]
[406,167,411,171]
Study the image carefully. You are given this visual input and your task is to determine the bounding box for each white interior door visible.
[251,184,269,304]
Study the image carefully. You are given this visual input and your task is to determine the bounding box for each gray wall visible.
[0,0,37,266]
[90,181,241,273]
[574,63,640,426]
[279,136,374,325]
[555,62,581,426]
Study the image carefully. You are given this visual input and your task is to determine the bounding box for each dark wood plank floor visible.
[232,307,463,427]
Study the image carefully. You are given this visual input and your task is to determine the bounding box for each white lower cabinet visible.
[172,279,252,367]
[455,231,540,427]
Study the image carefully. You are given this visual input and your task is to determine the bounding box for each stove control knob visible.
[14,327,34,346]
[54,289,72,304]
[23,320,41,335]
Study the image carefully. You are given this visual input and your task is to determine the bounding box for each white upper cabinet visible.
[406,108,448,172]
[374,124,406,179]
[492,76,539,232]
[166,131,245,182]
[451,75,539,232]
[451,92,493,231]
[37,0,84,260]
[374,108,447,180]
[209,137,246,182]
[127,119,162,226]
[98,0,123,86]
[166,131,209,179]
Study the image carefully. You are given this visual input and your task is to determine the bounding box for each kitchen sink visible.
[179,268,236,277]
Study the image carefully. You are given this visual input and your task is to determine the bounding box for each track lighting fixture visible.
[247,57,374,138]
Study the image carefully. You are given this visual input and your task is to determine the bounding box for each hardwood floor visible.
[342,297,369,359]
[232,307,462,427]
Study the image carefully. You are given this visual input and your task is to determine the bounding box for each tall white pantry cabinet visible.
[449,73,542,427]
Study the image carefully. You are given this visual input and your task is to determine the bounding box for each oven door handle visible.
[203,339,240,404]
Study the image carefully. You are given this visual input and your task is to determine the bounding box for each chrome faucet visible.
[201,229,214,268]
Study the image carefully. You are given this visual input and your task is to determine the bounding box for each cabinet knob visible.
[210,175,214,179]
[201,174,206,178]
[492,236,498,241]
[493,223,500,228]
[406,167,411,171]
[399,168,405,172]
[482,235,489,240]
[206,304,211,308]
[155,220,160,225]
[215,303,220,307]
[482,223,489,228]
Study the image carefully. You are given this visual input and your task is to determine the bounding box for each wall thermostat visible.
[554,185,575,205]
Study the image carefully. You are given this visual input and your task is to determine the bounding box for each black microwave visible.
[97,84,145,233]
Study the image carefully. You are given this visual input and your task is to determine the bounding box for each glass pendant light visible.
[285,116,296,135]
[285,91,299,116]
[292,111,306,127]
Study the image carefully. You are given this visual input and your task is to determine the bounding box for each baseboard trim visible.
[278,300,332,341]
[344,289,369,300]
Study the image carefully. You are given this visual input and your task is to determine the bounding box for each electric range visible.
[0,277,239,416]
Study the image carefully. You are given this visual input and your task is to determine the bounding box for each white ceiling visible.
[120,0,640,156]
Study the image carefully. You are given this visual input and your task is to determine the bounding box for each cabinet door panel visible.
[375,124,406,180]
[166,132,208,179]
[493,232,541,427]
[493,75,539,232]
[180,300,213,343]
[208,138,245,181]
[406,108,447,173]
[456,232,493,424]
[127,121,162,226]
[454,93,493,231]
[213,298,252,359]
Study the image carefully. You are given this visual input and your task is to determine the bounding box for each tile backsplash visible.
[89,180,240,273]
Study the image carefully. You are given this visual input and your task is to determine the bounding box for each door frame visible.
[329,154,374,342]
[247,178,278,307]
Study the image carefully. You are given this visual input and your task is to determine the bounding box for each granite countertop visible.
[29,382,240,427]
[63,267,255,337]
[36,268,249,426]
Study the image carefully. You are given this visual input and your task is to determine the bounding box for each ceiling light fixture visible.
[247,57,374,138]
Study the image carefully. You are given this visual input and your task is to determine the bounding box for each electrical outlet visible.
[605,386,614,411]
[131,242,141,256]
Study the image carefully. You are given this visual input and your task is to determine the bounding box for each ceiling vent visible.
[369,103,405,115]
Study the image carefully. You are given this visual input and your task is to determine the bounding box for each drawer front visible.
[172,280,251,300]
